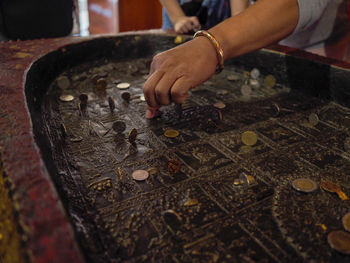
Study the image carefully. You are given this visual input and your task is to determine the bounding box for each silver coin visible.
[241,85,252,96]
[250,68,260,79]
[117,82,130,89]
[328,230,350,255]
[292,178,318,193]
[132,170,149,181]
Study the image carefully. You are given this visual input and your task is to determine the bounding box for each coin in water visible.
[250,68,260,79]
[128,128,138,143]
[164,129,180,138]
[227,74,240,81]
[132,170,149,181]
[292,178,318,193]
[241,84,252,96]
[79,93,88,103]
[328,230,350,255]
[241,131,258,146]
[121,92,131,102]
[213,102,226,109]
[96,78,107,89]
[342,213,350,232]
[309,113,319,126]
[265,75,276,88]
[59,94,74,102]
[249,79,260,88]
[57,76,70,89]
[117,82,130,89]
[112,121,126,133]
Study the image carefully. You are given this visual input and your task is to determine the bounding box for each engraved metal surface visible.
[41,54,350,262]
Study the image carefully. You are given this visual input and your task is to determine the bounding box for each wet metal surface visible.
[39,43,350,262]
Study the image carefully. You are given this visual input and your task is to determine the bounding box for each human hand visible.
[143,36,218,119]
[174,16,200,34]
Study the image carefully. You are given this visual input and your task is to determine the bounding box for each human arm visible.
[230,0,250,16]
[160,0,200,34]
[144,0,299,116]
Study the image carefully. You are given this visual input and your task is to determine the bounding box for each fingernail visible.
[146,109,154,119]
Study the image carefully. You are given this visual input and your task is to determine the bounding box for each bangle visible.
[193,30,224,74]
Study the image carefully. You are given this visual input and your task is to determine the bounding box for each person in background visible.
[161,0,251,34]
[144,0,350,119]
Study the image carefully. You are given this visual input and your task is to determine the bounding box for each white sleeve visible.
[295,0,332,33]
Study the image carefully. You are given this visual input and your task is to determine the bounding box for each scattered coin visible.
[108,96,115,112]
[132,170,149,181]
[233,179,240,186]
[96,78,107,89]
[241,131,258,146]
[309,113,319,126]
[213,102,226,109]
[250,68,260,79]
[59,94,74,102]
[328,230,350,255]
[79,93,88,103]
[117,82,130,89]
[249,79,260,88]
[121,92,131,102]
[344,137,350,152]
[265,75,276,88]
[112,121,126,133]
[239,145,253,154]
[241,84,252,96]
[292,178,318,193]
[56,76,70,89]
[321,180,349,200]
[163,209,182,229]
[174,36,183,44]
[128,128,138,143]
[164,129,180,138]
[342,213,350,232]
[168,159,182,174]
[227,74,240,81]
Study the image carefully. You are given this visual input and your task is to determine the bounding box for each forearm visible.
[159,0,185,24]
[230,0,250,16]
[210,0,299,60]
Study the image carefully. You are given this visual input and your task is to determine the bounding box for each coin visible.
[216,89,229,95]
[184,198,199,206]
[241,131,258,146]
[168,159,182,174]
[163,209,182,229]
[164,129,179,138]
[70,136,83,142]
[174,36,183,44]
[249,79,260,88]
[321,180,349,200]
[117,82,130,89]
[128,128,138,143]
[213,102,226,109]
[108,97,115,112]
[309,113,319,126]
[265,75,276,88]
[342,213,350,232]
[96,78,107,89]
[121,92,131,102]
[59,94,74,102]
[132,170,149,181]
[57,76,70,89]
[250,68,260,79]
[227,74,240,81]
[241,84,252,96]
[112,121,126,133]
[292,178,318,193]
[328,230,350,255]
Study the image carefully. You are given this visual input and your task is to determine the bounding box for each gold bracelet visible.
[193,30,224,74]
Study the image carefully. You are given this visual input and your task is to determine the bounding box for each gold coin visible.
[328,230,350,255]
[241,131,258,146]
[117,82,130,89]
[164,129,179,138]
[342,213,350,232]
[265,75,276,88]
[59,94,74,102]
[292,178,318,193]
[321,180,338,193]
[309,113,319,126]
